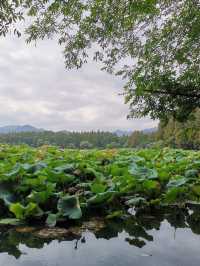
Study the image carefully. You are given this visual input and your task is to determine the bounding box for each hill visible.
[142,127,157,133]
[114,130,132,136]
[0,125,44,134]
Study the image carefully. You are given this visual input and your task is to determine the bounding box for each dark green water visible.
[1,207,200,266]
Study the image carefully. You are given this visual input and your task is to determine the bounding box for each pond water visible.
[1,207,200,266]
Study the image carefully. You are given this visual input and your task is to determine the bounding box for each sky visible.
[0,33,158,132]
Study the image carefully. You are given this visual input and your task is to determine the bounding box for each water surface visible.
[1,207,200,266]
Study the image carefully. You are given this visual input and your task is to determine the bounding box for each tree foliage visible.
[25,0,200,121]
[80,140,93,149]
[0,1,23,37]
[0,130,127,148]
[127,109,200,149]
[157,109,200,149]
[1,1,200,121]
[128,130,157,148]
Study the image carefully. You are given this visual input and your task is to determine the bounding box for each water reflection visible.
[0,206,200,266]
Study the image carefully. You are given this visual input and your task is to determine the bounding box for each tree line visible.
[128,109,200,150]
[0,131,128,149]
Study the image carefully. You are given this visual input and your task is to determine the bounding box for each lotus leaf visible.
[57,195,82,219]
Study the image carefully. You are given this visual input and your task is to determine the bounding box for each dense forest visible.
[0,131,128,148]
[128,110,200,150]
[157,109,200,150]
[128,130,157,148]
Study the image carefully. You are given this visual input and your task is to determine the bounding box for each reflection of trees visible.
[125,238,146,248]
[187,212,200,235]
[165,208,188,229]
[1,206,200,258]
[0,229,50,258]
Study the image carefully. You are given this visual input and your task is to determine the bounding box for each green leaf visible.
[185,169,199,179]
[57,195,82,219]
[192,185,200,196]
[165,187,186,203]
[9,203,24,219]
[27,183,55,204]
[46,213,57,227]
[27,191,50,204]
[0,218,22,226]
[9,202,43,220]
[0,184,15,206]
[85,167,103,179]
[22,175,47,189]
[5,163,21,177]
[87,191,116,205]
[125,197,146,206]
[60,174,76,184]
[143,180,159,190]
[22,162,47,173]
[54,164,74,174]
[167,177,188,188]
[129,163,158,180]
[106,210,124,219]
[25,202,41,217]
[131,156,146,163]
[90,183,107,194]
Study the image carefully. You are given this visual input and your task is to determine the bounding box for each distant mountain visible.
[0,125,157,135]
[142,127,157,133]
[0,125,44,134]
[114,130,133,137]
[114,127,157,137]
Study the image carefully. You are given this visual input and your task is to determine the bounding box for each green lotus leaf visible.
[143,180,159,191]
[106,210,124,219]
[185,169,199,179]
[27,191,50,204]
[87,191,116,205]
[129,163,158,180]
[54,164,74,174]
[167,177,188,188]
[9,202,43,220]
[192,185,200,196]
[22,162,47,173]
[5,163,22,178]
[0,218,22,225]
[27,183,55,204]
[165,187,186,203]
[0,183,16,206]
[90,183,107,194]
[9,203,25,219]
[46,213,58,227]
[57,195,82,219]
[125,197,146,206]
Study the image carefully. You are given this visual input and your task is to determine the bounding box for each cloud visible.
[0,34,158,131]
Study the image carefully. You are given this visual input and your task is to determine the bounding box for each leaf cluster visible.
[0,144,200,226]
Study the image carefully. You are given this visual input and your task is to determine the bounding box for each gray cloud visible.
[0,34,158,131]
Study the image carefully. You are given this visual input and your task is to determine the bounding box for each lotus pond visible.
[0,145,200,225]
[0,145,200,265]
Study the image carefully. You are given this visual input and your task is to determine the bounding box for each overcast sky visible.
[0,33,158,132]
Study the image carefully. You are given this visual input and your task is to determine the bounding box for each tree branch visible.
[144,88,200,99]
